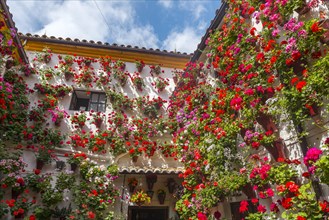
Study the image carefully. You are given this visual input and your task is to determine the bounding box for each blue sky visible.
[7,0,220,53]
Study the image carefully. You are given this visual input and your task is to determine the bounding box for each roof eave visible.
[190,2,228,62]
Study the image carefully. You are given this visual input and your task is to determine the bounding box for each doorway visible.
[128,206,168,220]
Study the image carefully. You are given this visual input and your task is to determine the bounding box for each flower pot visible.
[136,201,144,207]
[167,181,176,194]
[147,182,154,191]
[56,161,65,170]
[43,55,51,63]
[64,72,73,81]
[158,193,166,204]
[95,119,102,128]
[146,190,154,199]
[132,156,138,163]
[70,163,78,172]
[137,66,144,72]
[129,185,136,193]
[36,159,45,170]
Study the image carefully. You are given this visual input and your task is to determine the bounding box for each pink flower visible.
[304,147,323,166]
[197,212,207,220]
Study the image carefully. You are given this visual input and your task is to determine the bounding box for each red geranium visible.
[239,200,249,213]
[281,197,293,209]
[311,22,321,33]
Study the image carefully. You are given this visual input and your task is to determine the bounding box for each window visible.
[70,90,106,112]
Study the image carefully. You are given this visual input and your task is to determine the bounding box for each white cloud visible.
[112,25,159,49]
[178,1,206,20]
[7,0,159,48]
[162,27,201,53]
[158,0,173,8]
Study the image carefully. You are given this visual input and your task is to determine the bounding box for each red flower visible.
[251,198,258,204]
[302,172,310,178]
[281,198,293,209]
[319,200,329,213]
[30,215,36,220]
[239,200,249,213]
[88,211,95,219]
[250,27,257,36]
[34,169,41,175]
[311,22,321,33]
[296,81,306,92]
[291,77,299,85]
[286,181,299,193]
[257,204,266,213]
[297,216,306,220]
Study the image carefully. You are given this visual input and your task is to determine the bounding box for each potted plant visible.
[67,153,87,172]
[89,111,105,128]
[35,148,53,170]
[48,107,68,127]
[127,177,138,193]
[130,73,145,91]
[135,60,145,72]
[71,111,87,128]
[6,194,32,219]
[150,65,161,75]
[157,189,166,204]
[153,77,169,92]
[34,47,52,63]
[25,173,52,193]
[130,190,151,206]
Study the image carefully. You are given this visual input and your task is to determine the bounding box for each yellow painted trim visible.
[24,41,190,69]
[0,17,20,61]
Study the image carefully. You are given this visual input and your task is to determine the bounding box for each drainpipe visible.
[121,174,126,213]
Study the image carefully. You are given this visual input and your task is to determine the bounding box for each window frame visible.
[69,90,107,112]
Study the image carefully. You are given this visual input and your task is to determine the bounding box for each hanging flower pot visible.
[64,71,74,81]
[157,189,166,204]
[70,163,78,172]
[95,118,102,128]
[56,161,65,171]
[146,174,157,190]
[167,178,176,194]
[36,159,45,170]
